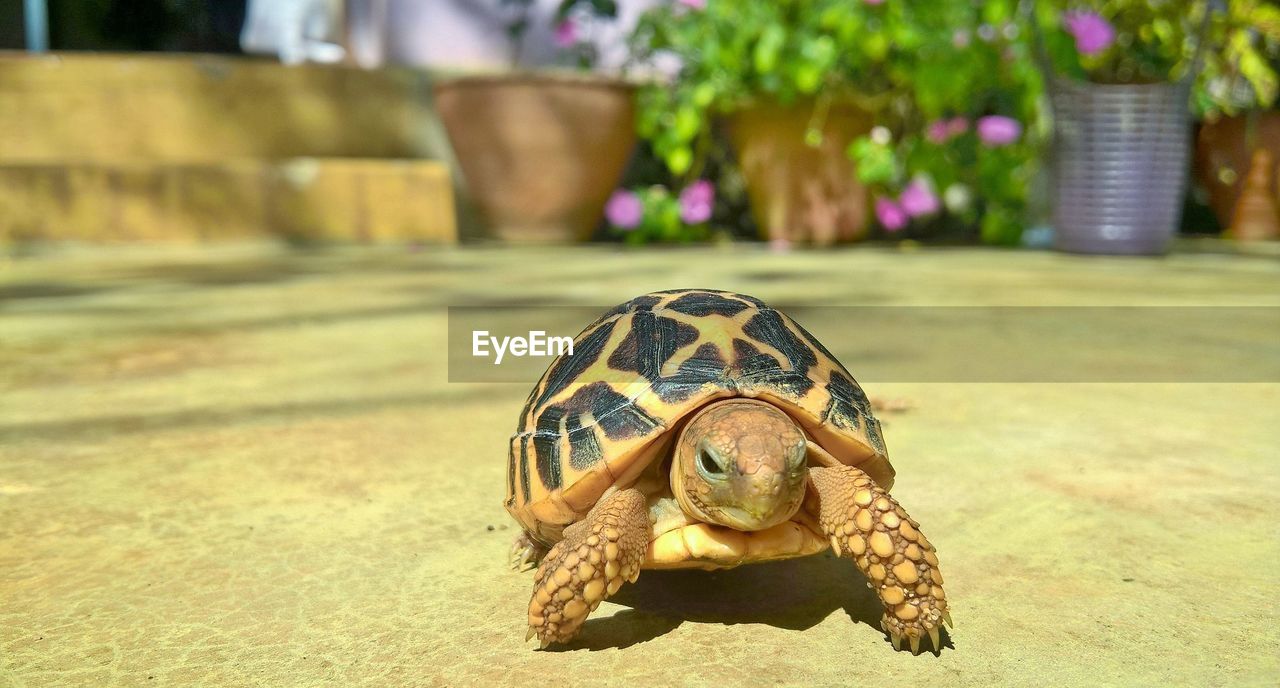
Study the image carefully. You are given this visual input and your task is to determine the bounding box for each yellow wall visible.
[0,53,440,161]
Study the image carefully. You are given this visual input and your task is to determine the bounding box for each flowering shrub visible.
[627,0,961,178]
[503,0,619,68]
[606,181,718,243]
[1195,1,1280,116]
[848,1,1041,244]
[1039,2,1201,84]
[1039,1,1280,115]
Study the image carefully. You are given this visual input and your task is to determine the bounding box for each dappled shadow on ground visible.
[0,388,497,443]
[107,251,487,286]
[112,258,322,286]
[1,249,483,306]
[0,281,120,302]
[546,553,952,653]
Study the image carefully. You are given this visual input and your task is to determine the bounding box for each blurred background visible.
[3,3,1280,686]
[0,0,1277,250]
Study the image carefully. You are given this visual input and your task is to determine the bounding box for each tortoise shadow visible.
[547,553,953,653]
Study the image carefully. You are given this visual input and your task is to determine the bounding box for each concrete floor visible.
[1,243,1277,687]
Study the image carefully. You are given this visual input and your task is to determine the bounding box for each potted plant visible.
[433,0,637,243]
[1029,0,1222,254]
[627,0,952,246]
[1191,1,1280,240]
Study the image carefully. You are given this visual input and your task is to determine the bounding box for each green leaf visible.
[673,104,702,142]
[692,82,716,108]
[666,147,693,175]
[863,31,889,61]
[794,65,822,93]
[1239,49,1278,106]
[980,209,1021,246]
[848,137,897,185]
[754,25,785,75]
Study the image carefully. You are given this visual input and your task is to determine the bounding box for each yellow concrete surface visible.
[0,159,456,243]
[1,244,1277,686]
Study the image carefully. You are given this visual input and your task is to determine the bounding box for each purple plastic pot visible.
[1049,80,1192,255]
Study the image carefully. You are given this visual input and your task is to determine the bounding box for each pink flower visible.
[1063,11,1114,56]
[677,0,706,8]
[605,190,643,229]
[875,197,908,232]
[926,119,950,144]
[554,19,577,48]
[863,0,885,4]
[976,115,1022,147]
[899,181,940,218]
[927,117,969,144]
[952,30,970,48]
[678,180,715,224]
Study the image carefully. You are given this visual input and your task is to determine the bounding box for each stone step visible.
[0,158,457,243]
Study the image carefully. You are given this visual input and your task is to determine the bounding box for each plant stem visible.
[509,2,532,70]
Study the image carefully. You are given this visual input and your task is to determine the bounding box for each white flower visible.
[943,184,972,213]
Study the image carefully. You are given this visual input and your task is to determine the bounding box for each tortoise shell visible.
[505,289,892,542]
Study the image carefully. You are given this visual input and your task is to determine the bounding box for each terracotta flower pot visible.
[1227,147,1280,241]
[434,73,636,243]
[1194,112,1280,239]
[726,100,875,246]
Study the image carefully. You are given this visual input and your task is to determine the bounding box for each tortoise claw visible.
[887,623,945,655]
[510,532,547,572]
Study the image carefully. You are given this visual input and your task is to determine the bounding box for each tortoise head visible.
[671,399,809,532]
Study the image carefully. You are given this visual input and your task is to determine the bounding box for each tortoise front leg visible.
[526,488,648,647]
[807,459,952,654]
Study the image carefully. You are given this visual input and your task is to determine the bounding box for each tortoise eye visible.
[699,449,725,477]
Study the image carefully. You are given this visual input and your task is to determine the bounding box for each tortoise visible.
[505,289,950,653]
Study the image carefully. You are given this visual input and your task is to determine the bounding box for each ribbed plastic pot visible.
[1049,80,1192,255]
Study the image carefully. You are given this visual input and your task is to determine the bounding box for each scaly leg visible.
[526,488,648,647]
[808,464,952,654]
